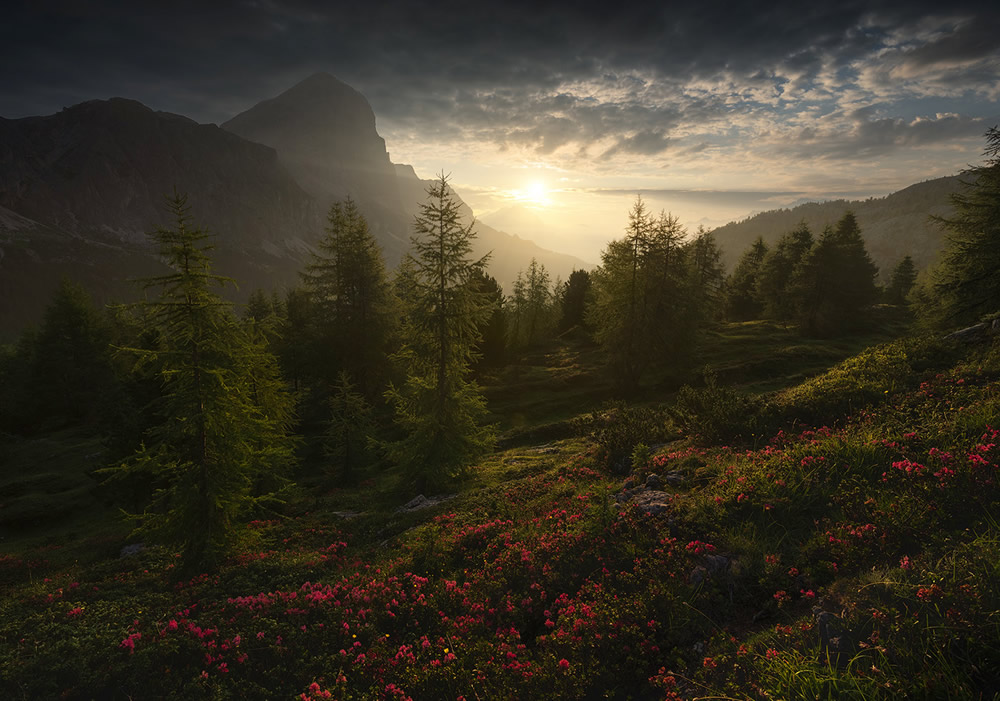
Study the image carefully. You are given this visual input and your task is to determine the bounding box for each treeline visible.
[3,127,999,571]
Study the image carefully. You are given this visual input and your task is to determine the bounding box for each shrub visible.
[574,401,670,474]
[671,370,774,445]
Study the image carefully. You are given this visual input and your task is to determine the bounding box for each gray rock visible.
[814,608,856,668]
[663,471,685,486]
[945,323,988,343]
[120,543,145,558]
[704,554,730,574]
[629,490,673,516]
[645,473,662,489]
[396,493,458,513]
[688,566,708,586]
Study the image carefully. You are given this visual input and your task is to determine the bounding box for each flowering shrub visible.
[2,337,999,699]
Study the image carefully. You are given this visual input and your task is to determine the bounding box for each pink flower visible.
[558,658,570,671]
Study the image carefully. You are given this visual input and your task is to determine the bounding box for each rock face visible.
[0,74,592,339]
[0,98,319,248]
[223,73,410,262]
[0,97,323,337]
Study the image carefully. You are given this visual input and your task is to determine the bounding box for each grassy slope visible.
[2,320,999,699]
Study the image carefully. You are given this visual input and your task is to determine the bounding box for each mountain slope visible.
[0,98,325,339]
[224,73,592,288]
[711,176,962,274]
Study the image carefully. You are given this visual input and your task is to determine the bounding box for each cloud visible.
[782,109,993,159]
[600,130,671,160]
[1,0,998,186]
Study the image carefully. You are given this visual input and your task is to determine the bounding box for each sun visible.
[519,181,550,207]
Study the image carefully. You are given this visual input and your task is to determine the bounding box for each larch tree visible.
[756,223,814,322]
[724,237,769,321]
[927,127,1000,325]
[886,255,918,305]
[301,198,395,398]
[385,174,496,491]
[559,269,592,332]
[105,193,296,571]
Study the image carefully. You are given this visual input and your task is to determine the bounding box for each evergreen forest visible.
[1,128,1000,700]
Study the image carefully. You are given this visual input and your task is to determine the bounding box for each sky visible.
[2,0,999,261]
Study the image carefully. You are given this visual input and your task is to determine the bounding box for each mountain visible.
[711,176,963,275]
[222,73,411,261]
[0,74,589,340]
[223,73,591,284]
[0,98,323,338]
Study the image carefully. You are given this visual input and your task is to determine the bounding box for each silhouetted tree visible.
[790,212,878,336]
[385,175,495,491]
[886,255,917,305]
[559,269,592,332]
[471,270,507,368]
[302,198,395,398]
[724,237,768,321]
[325,370,375,485]
[756,223,814,322]
[508,258,555,347]
[925,127,1000,325]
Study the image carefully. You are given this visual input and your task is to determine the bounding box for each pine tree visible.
[559,269,592,332]
[886,255,917,305]
[385,174,495,491]
[756,223,814,322]
[724,237,768,321]
[927,127,1000,325]
[589,201,703,389]
[301,198,395,398]
[471,270,507,368]
[508,258,554,347]
[105,193,296,571]
[22,278,114,428]
[688,227,725,304]
[789,212,878,336]
[325,370,375,484]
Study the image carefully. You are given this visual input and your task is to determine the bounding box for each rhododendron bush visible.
[2,341,999,698]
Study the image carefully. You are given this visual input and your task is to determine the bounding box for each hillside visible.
[2,320,998,698]
[711,176,963,275]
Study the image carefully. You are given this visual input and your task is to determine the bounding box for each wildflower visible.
[702,656,717,669]
[558,658,570,671]
[899,556,911,570]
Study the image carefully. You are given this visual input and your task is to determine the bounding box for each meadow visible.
[1,319,999,699]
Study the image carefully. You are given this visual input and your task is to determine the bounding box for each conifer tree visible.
[471,270,507,368]
[789,211,878,336]
[886,255,917,305]
[23,278,114,427]
[559,269,592,332]
[508,258,555,347]
[686,226,726,317]
[756,223,813,322]
[589,198,653,389]
[106,193,295,570]
[724,237,768,320]
[301,198,395,398]
[385,174,495,491]
[926,127,1000,325]
[325,370,375,484]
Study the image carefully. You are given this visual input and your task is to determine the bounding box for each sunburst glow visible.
[518,181,550,207]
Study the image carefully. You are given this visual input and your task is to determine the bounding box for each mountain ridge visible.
[710,176,962,275]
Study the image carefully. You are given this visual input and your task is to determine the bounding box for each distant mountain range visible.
[0,73,590,339]
[710,176,963,276]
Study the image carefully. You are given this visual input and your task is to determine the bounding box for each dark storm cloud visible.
[1,0,998,162]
